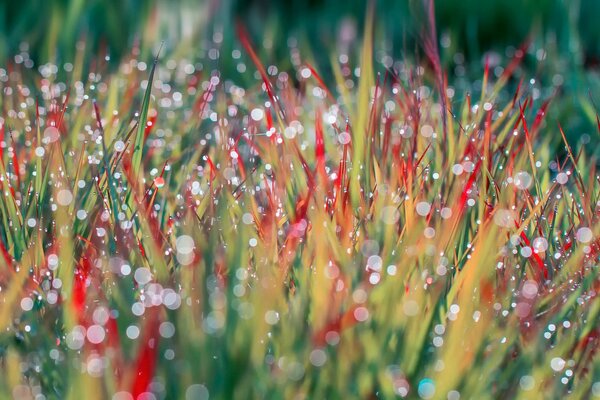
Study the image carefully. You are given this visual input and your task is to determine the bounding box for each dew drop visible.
[416,201,431,216]
[532,237,548,252]
[576,227,592,243]
[520,246,533,258]
[309,349,327,367]
[86,324,106,344]
[556,172,568,185]
[56,189,73,206]
[186,384,209,400]
[522,280,538,299]
[114,140,125,152]
[134,268,152,285]
[440,207,452,219]
[451,164,463,175]
[126,325,140,339]
[20,297,34,311]
[337,131,351,145]
[514,171,532,190]
[418,379,435,399]
[176,235,195,254]
[265,310,279,325]
[353,306,369,322]
[250,108,264,121]
[44,126,60,143]
[154,176,165,188]
[550,357,565,372]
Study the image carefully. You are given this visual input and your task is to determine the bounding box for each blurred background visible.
[1,0,599,147]
[1,0,599,66]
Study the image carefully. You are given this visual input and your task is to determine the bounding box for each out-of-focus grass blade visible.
[131,47,161,184]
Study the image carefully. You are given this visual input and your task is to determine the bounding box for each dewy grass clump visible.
[0,12,599,400]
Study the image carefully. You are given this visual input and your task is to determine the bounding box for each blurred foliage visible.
[2,0,600,65]
[0,0,152,63]
[1,0,599,149]
[0,1,598,399]
[0,11,598,397]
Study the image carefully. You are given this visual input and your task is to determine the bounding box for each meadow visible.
[0,1,599,399]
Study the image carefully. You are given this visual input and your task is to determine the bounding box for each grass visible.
[0,6,599,400]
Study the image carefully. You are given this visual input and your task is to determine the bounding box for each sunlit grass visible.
[0,16,599,400]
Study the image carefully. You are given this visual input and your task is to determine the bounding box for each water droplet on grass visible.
[522,280,538,299]
[338,131,351,144]
[76,209,87,220]
[514,171,532,190]
[265,310,279,325]
[20,297,33,311]
[550,357,565,372]
[532,237,548,252]
[424,227,436,238]
[353,307,369,322]
[452,164,463,175]
[416,201,431,216]
[556,172,568,184]
[186,384,209,400]
[134,268,152,285]
[440,207,452,219]
[56,189,73,206]
[86,324,105,344]
[48,254,59,270]
[520,246,533,258]
[43,126,60,143]
[576,227,592,243]
[159,321,176,338]
[154,176,165,188]
[126,325,140,339]
[250,108,264,121]
[114,140,125,152]
[309,349,327,366]
[418,379,435,399]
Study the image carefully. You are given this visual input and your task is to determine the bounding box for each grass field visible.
[0,1,599,399]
